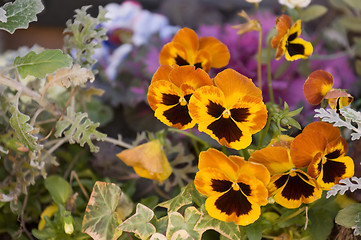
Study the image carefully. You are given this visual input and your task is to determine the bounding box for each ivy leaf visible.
[158,183,194,212]
[0,0,44,34]
[44,175,71,205]
[82,181,123,240]
[55,107,106,152]
[166,207,201,240]
[194,206,242,240]
[14,49,72,78]
[117,203,156,240]
[9,106,42,152]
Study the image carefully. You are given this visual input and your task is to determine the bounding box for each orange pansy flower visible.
[290,122,354,190]
[147,65,213,129]
[194,148,269,226]
[159,27,230,72]
[271,15,313,61]
[303,70,353,110]
[188,69,267,150]
[249,139,322,209]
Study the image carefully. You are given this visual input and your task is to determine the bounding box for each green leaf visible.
[9,106,42,152]
[335,203,361,228]
[14,49,72,78]
[308,208,334,240]
[82,181,123,240]
[300,5,328,22]
[117,203,156,240]
[55,107,106,152]
[166,207,201,240]
[246,220,262,240]
[0,0,44,34]
[355,59,361,77]
[339,16,361,32]
[329,0,350,12]
[157,183,194,212]
[194,206,242,240]
[44,175,71,205]
[343,0,361,10]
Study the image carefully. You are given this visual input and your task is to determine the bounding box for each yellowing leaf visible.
[116,140,172,182]
[47,64,95,88]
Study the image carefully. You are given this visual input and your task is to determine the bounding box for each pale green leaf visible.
[166,207,201,240]
[170,230,193,240]
[0,8,6,22]
[9,106,42,151]
[339,16,361,32]
[150,233,167,240]
[344,0,361,10]
[158,183,194,212]
[335,203,361,228]
[117,203,156,240]
[44,175,71,205]
[329,0,350,12]
[194,206,242,240]
[54,107,106,152]
[82,181,122,240]
[14,49,72,78]
[0,0,44,33]
[300,5,327,22]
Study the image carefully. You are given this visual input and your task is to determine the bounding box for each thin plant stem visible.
[257,29,263,89]
[274,207,305,224]
[70,170,89,200]
[168,128,210,148]
[103,136,133,149]
[258,113,272,149]
[267,42,275,104]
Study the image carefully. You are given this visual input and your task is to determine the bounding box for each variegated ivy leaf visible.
[158,182,205,213]
[194,206,242,240]
[166,207,201,240]
[0,0,44,33]
[170,230,193,240]
[14,49,72,78]
[55,107,106,152]
[47,64,95,88]
[9,106,42,152]
[82,181,123,240]
[117,203,156,240]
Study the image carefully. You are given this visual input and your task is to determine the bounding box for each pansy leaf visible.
[82,181,123,240]
[44,175,71,205]
[335,203,361,229]
[245,220,262,240]
[14,50,72,78]
[117,203,156,240]
[300,5,327,22]
[340,16,361,33]
[0,0,44,34]
[9,106,42,152]
[166,207,201,240]
[194,206,242,240]
[343,0,361,11]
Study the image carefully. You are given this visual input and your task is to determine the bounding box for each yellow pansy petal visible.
[194,168,233,197]
[198,148,239,181]
[214,69,263,107]
[199,36,230,69]
[325,89,353,111]
[116,140,172,182]
[230,155,270,186]
[303,70,334,105]
[194,49,211,72]
[288,19,302,39]
[172,27,199,53]
[249,146,294,175]
[147,79,180,111]
[204,182,263,226]
[159,42,189,66]
[269,170,322,209]
[38,204,58,230]
[285,37,313,61]
[151,65,174,83]
[168,65,213,94]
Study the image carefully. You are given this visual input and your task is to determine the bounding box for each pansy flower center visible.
[232,182,240,191]
[179,96,188,106]
[222,109,231,118]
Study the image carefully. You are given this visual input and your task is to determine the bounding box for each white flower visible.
[278,0,311,8]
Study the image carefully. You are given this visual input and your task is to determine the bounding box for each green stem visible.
[274,207,305,224]
[257,113,272,149]
[240,149,250,160]
[257,29,263,89]
[267,42,275,104]
[168,128,210,148]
